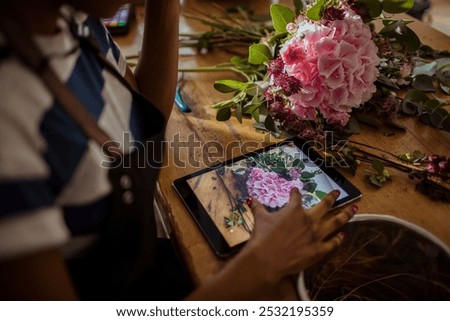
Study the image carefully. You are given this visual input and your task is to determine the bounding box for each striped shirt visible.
[0,6,156,260]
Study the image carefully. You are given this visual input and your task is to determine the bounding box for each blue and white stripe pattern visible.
[0,7,148,259]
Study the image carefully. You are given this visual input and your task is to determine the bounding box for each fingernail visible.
[333,189,341,197]
[351,204,358,215]
[340,231,347,238]
[246,197,253,207]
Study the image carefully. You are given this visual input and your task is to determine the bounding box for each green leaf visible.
[382,21,421,51]
[214,79,250,93]
[400,27,421,52]
[412,61,437,77]
[225,218,234,228]
[292,158,302,168]
[306,0,325,21]
[252,108,260,123]
[424,99,442,110]
[243,103,262,115]
[404,89,429,103]
[211,99,237,110]
[248,44,272,65]
[429,108,449,129]
[359,0,382,18]
[402,89,429,114]
[379,20,406,37]
[372,160,384,175]
[346,116,361,134]
[216,108,232,121]
[413,74,435,92]
[270,4,296,33]
[303,181,318,193]
[355,115,382,128]
[301,171,316,180]
[293,0,304,15]
[440,82,450,95]
[315,190,328,200]
[236,103,243,123]
[382,0,414,14]
[369,175,383,187]
[264,114,278,133]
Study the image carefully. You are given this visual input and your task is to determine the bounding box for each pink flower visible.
[270,7,379,128]
[246,168,303,208]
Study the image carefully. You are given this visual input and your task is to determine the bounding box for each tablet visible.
[173,137,361,257]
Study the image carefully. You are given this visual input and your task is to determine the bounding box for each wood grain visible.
[115,0,450,300]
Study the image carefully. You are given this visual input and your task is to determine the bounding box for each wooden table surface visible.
[115,0,450,300]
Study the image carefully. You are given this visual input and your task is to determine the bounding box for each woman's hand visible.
[187,188,356,300]
[245,188,356,286]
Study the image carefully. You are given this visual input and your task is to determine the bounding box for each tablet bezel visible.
[172,137,362,258]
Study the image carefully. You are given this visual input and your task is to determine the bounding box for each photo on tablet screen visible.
[185,141,350,248]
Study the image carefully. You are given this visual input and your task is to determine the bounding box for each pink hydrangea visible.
[271,8,379,126]
[246,167,303,208]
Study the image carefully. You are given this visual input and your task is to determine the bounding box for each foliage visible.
[179,0,450,137]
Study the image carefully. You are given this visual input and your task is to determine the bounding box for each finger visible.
[247,197,268,219]
[320,231,346,255]
[318,206,354,239]
[284,187,303,210]
[308,190,340,219]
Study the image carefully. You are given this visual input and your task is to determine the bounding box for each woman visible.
[0,0,355,300]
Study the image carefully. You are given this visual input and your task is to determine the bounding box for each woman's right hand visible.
[245,188,356,286]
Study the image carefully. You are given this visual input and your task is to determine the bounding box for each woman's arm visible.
[0,248,78,300]
[134,0,180,122]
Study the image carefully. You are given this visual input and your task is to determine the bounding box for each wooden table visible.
[115,0,450,300]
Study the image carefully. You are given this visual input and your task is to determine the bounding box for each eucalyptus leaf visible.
[306,0,325,21]
[412,61,437,77]
[401,101,419,115]
[413,74,435,92]
[293,0,304,15]
[436,58,450,70]
[270,4,296,33]
[248,43,272,65]
[424,99,442,110]
[429,108,449,129]
[382,0,414,14]
[441,117,450,132]
[379,20,407,36]
[216,108,232,121]
[440,82,450,95]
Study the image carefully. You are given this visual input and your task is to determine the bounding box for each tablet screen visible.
[174,138,361,256]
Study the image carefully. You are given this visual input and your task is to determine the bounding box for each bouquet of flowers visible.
[179,0,450,201]
[180,0,450,139]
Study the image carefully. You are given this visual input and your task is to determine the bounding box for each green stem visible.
[178,66,254,81]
